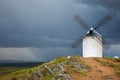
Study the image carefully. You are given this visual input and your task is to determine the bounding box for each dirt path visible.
[82,57,120,80]
[72,57,120,80]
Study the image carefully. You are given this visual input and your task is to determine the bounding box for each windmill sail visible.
[72,33,88,48]
[74,15,90,30]
[93,15,112,30]
[72,14,112,49]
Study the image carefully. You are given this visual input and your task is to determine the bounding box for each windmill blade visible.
[71,33,88,48]
[93,15,112,30]
[102,37,110,49]
[93,33,102,45]
[94,33,110,49]
[74,15,90,30]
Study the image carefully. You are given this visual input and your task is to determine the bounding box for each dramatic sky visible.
[0,0,120,61]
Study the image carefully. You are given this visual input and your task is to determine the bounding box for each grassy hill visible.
[0,56,120,80]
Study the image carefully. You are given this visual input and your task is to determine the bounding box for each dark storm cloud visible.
[75,0,120,10]
[0,0,120,48]
[0,0,120,61]
[0,0,77,47]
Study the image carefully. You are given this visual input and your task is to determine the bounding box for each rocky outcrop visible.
[27,56,91,80]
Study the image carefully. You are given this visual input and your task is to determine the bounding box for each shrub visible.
[115,65,120,75]
[11,77,17,80]
[113,58,120,62]
[102,61,114,67]
[104,56,112,60]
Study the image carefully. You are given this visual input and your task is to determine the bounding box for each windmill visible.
[72,15,112,57]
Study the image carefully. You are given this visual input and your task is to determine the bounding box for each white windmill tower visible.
[72,15,112,57]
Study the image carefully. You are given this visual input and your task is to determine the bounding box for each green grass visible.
[50,56,67,64]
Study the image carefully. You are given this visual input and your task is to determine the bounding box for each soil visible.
[71,57,120,80]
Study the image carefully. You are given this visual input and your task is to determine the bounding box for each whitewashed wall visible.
[83,36,102,57]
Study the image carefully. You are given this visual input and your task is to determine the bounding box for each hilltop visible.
[1,56,120,80]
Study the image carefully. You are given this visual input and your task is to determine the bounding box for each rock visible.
[36,68,43,78]
[27,56,91,80]
[66,57,92,72]
[57,63,65,73]
[30,71,42,80]
[52,63,65,73]
[96,69,102,72]
[44,65,54,75]
[67,56,71,59]
[56,73,73,80]
[104,75,113,80]
[27,68,43,80]
[31,72,38,80]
